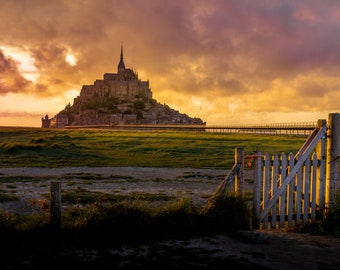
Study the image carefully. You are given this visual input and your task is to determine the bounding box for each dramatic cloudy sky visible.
[1,0,339,127]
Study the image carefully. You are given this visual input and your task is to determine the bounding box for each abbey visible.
[79,45,152,109]
[42,46,205,128]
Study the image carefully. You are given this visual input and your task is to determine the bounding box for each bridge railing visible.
[204,122,316,136]
[65,122,317,136]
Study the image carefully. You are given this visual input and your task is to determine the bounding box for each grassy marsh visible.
[0,127,306,168]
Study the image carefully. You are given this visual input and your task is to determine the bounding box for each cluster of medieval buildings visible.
[42,46,204,128]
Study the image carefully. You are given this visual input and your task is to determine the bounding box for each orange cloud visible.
[0,0,339,126]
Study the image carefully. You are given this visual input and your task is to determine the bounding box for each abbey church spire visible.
[118,42,125,72]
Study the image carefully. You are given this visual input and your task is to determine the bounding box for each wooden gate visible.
[252,119,327,229]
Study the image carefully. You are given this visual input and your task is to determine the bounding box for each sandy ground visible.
[0,166,233,212]
[0,167,340,269]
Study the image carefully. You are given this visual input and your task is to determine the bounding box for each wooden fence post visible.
[50,181,61,231]
[235,147,244,197]
[326,113,340,207]
[252,151,262,229]
[316,119,326,214]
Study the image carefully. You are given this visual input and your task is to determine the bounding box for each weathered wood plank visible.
[280,153,287,228]
[253,151,262,229]
[50,181,62,231]
[295,167,302,226]
[311,153,318,222]
[303,158,311,225]
[271,154,279,228]
[288,153,295,227]
[316,130,326,214]
[235,148,245,197]
[213,148,244,197]
[263,153,271,228]
[326,113,340,206]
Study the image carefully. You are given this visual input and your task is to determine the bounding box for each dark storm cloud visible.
[0,50,31,94]
[1,0,340,121]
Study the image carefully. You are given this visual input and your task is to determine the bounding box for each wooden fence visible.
[215,113,340,230]
[252,119,327,229]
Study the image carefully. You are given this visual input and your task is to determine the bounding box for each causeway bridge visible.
[204,122,316,136]
[66,122,317,136]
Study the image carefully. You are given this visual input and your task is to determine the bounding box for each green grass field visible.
[0,127,307,168]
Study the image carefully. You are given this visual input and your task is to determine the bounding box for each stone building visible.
[77,45,152,108]
[42,45,205,127]
[49,114,68,128]
[41,114,68,128]
[41,114,50,128]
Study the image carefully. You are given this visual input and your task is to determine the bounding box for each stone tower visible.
[118,43,125,72]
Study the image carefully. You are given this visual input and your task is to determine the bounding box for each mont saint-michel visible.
[42,46,205,128]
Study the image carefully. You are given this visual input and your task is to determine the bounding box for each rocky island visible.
[42,45,205,128]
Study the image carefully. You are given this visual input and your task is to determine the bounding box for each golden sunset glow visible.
[0,1,339,127]
[65,53,77,66]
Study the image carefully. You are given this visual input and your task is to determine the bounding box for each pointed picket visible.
[271,154,279,228]
[311,153,318,222]
[287,153,295,227]
[303,158,311,225]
